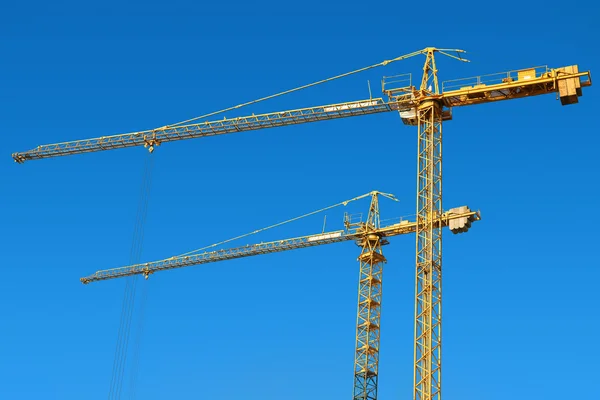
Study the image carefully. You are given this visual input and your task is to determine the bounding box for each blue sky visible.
[1,1,598,399]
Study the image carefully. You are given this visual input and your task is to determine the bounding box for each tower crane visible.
[80,191,479,400]
[12,47,592,400]
[80,192,479,285]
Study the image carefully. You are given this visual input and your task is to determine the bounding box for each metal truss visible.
[352,194,387,400]
[80,207,479,284]
[12,99,397,163]
[81,230,349,284]
[414,100,443,400]
[12,66,589,166]
[11,45,591,400]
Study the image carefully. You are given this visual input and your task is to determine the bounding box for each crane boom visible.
[12,98,399,163]
[13,65,590,164]
[80,207,479,284]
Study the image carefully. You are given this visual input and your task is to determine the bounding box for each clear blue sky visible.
[1,1,598,399]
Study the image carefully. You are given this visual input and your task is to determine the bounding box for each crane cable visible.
[108,153,154,399]
[161,49,430,129]
[104,48,467,395]
[126,156,154,399]
[174,190,398,258]
[116,154,153,399]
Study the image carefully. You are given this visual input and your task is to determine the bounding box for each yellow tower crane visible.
[12,47,592,400]
[79,191,479,400]
[79,192,479,286]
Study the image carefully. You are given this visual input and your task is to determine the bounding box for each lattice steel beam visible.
[352,193,387,400]
[12,99,397,163]
[414,100,443,400]
[80,207,479,284]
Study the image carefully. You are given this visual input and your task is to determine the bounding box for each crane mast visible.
[414,49,444,400]
[351,192,386,400]
[414,100,443,400]
[12,47,592,400]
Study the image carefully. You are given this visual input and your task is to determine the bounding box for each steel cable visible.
[108,154,154,399]
[161,50,435,129]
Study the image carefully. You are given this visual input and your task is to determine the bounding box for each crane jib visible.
[12,66,591,164]
[80,208,480,284]
[12,98,395,163]
[80,230,353,284]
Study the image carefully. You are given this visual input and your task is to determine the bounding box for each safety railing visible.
[442,66,550,92]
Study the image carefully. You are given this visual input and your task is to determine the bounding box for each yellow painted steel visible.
[414,99,443,400]
[12,60,590,164]
[410,48,444,400]
[11,46,593,400]
[11,98,395,163]
[80,199,480,284]
[79,191,479,400]
[440,66,591,108]
[384,51,591,400]
[351,193,387,400]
